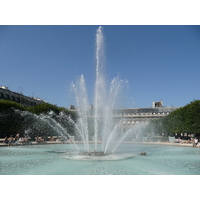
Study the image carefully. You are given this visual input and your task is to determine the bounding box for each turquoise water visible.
[1,143,200,175]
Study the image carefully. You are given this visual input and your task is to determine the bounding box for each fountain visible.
[1,26,146,161]
[67,26,141,159]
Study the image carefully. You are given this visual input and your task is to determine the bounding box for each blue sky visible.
[0,25,200,109]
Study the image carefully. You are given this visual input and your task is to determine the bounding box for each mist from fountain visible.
[70,26,145,156]
[16,109,80,152]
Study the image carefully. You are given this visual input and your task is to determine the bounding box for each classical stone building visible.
[112,105,178,126]
[112,103,179,139]
[0,86,46,107]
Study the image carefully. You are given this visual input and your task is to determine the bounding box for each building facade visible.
[112,106,178,128]
[0,86,46,107]
[71,100,179,126]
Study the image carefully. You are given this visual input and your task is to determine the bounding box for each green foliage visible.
[27,103,62,115]
[0,100,25,111]
[27,103,77,119]
[155,100,200,135]
[0,100,26,137]
[0,100,77,138]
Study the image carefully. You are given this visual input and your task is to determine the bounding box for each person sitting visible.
[181,139,191,144]
[35,137,40,144]
[40,137,44,144]
[14,133,20,145]
[186,139,191,144]
[23,137,29,145]
[175,137,181,143]
[60,136,66,144]
[18,137,23,145]
[8,135,13,146]
[3,136,9,144]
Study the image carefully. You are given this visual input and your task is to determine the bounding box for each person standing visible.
[194,138,198,147]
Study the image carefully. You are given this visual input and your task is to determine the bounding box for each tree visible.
[161,100,200,135]
[0,100,77,138]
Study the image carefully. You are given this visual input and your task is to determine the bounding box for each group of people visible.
[35,136,72,144]
[3,135,70,146]
[3,134,29,146]
[50,136,72,144]
[175,137,200,147]
[35,136,45,144]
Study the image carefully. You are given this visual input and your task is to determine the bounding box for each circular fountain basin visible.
[61,151,136,161]
[1,143,200,175]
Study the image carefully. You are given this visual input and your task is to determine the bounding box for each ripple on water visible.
[61,153,136,161]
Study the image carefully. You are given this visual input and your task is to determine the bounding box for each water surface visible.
[1,143,200,175]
